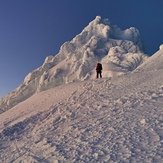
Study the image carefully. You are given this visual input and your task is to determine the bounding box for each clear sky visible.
[0,0,163,98]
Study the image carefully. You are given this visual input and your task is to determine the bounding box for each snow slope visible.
[0,47,163,163]
[136,44,163,72]
[0,16,148,114]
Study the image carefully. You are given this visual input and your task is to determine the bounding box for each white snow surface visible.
[136,45,163,72]
[0,16,148,113]
[0,48,163,162]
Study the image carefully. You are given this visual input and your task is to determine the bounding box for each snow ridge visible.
[136,45,163,72]
[0,16,148,113]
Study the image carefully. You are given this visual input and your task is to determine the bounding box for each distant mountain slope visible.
[136,44,163,71]
[0,16,148,113]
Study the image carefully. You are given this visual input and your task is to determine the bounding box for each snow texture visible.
[0,16,148,113]
[0,48,163,162]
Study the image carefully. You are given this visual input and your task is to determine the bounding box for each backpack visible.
[96,63,102,71]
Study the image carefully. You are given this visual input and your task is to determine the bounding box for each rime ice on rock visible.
[0,16,148,112]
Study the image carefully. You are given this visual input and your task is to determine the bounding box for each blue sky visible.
[0,0,163,98]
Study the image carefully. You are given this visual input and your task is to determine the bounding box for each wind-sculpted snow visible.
[0,16,148,113]
[0,69,163,162]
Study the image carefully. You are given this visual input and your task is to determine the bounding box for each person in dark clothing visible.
[96,62,102,78]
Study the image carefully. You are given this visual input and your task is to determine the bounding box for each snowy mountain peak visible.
[71,16,144,51]
[0,16,148,112]
[82,16,110,38]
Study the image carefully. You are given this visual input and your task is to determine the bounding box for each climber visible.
[96,62,102,78]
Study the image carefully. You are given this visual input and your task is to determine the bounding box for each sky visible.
[0,0,163,98]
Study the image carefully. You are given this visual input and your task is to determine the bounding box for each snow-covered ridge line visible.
[0,16,148,113]
[135,44,163,72]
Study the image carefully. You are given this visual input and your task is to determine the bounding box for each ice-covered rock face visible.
[0,16,148,112]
